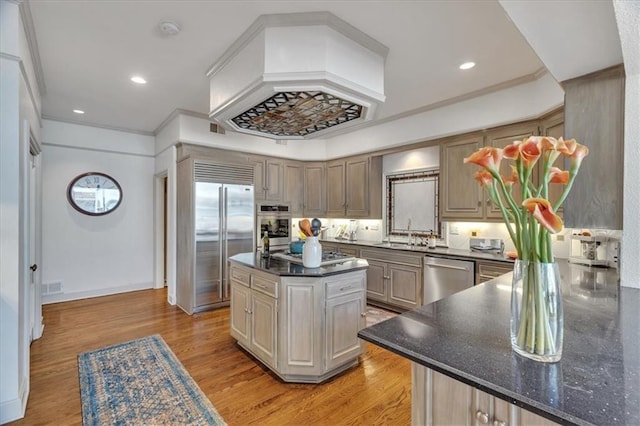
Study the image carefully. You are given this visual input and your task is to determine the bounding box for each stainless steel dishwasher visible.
[423,256,475,305]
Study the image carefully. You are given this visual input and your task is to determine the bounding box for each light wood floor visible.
[12,288,411,425]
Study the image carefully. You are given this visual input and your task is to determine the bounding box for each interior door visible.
[28,141,42,340]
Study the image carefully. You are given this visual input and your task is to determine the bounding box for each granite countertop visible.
[228,252,369,277]
[320,237,514,264]
[358,261,639,426]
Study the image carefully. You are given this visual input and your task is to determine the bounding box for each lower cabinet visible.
[412,364,559,426]
[476,260,513,284]
[229,262,366,383]
[360,248,423,311]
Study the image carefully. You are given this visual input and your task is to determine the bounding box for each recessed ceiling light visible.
[459,62,476,70]
[131,76,147,84]
[73,109,85,114]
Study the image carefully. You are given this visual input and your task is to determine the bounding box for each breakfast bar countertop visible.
[228,252,368,277]
[358,261,639,426]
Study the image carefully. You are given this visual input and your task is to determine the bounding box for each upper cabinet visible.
[254,158,284,202]
[563,65,624,229]
[303,163,326,217]
[283,161,304,215]
[440,134,485,220]
[440,110,567,223]
[484,122,539,219]
[326,156,382,218]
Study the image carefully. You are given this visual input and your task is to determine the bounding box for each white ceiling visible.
[25,0,622,137]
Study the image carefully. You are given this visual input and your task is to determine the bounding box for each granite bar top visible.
[358,261,639,426]
[228,252,368,277]
[320,237,514,263]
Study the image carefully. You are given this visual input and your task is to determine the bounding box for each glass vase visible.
[510,260,563,362]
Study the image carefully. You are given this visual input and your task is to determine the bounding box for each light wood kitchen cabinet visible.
[284,161,304,215]
[485,122,538,219]
[303,163,326,217]
[254,158,284,202]
[476,260,513,284]
[229,267,278,369]
[540,110,565,212]
[412,364,560,426]
[229,263,366,383]
[360,248,422,311]
[563,65,624,229]
[326,155,382,218]
[440,134,485,220]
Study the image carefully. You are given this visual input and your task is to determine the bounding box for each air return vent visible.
[194,162,254,185]
[209,122,225,134]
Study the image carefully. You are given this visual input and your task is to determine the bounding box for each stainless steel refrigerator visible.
[190,182,254,312]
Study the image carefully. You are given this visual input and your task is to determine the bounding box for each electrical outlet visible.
[556,234,565,241]
[471,231,477,237]
[371,224,379,231]
[450,224,459,235]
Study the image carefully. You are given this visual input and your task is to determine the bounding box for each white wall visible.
[41,120,156,303]
[1,1,43,422]
[154,145,177,304]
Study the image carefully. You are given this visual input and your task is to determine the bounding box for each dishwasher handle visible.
[425,263,470,272]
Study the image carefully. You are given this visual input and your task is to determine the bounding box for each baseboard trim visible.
[42,282,154,304]
[0,378,28,424]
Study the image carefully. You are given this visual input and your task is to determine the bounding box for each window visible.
[386,168,442,238]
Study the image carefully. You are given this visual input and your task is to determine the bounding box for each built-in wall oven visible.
[256,203,292,251]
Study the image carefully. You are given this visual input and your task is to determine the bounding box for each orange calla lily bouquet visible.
[464,136,589,263]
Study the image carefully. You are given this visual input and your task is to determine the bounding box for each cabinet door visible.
[251,291,278,369]
[485,123,538,219]
[304,163,325,216]
[254,160,266,201]
[430,369,473,425]
[388,263,421,309]
[284,162,304,215]
[441,135,484,220]
[345,157,369,217]
[541,111,565,214]
[229,281,251,347]
[265,159,284,201]
[325,292,365,370]
[326,161,346,216]
[365,259,387,302]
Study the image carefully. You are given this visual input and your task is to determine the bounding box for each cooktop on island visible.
[271,251,355,266]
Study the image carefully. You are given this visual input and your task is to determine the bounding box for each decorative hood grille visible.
[207,12,387,140]
[231,91,363,137]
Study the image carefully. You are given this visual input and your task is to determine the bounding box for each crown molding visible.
[42,115,155,137]
[153,108,209,136]
[19,0,46,97]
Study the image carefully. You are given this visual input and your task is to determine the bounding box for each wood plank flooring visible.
[11,288,411,425]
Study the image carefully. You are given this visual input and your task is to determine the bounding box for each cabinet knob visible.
[383,276,390,280]
[477,200,482,207]
[360,312,367,317]
[476,410,490,424]
[493,420,507,426]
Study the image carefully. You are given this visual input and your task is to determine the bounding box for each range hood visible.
[206,12,388,140]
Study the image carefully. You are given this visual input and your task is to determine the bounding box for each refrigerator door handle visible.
[219,186,224,301]
[222,186,229,300]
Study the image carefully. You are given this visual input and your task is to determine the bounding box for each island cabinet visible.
[412,365,558,426]
[360,248,422,311]
[253,157,284,202]
[475,260,513,284]
[325,155,382,219]
[229,262,366,383]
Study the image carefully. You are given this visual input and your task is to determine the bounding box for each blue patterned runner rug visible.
[78,334,226,425]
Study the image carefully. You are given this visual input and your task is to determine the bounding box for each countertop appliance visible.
[469,237,504,255]
[272,251,355,266]
[568,233,610,267]
[188,181,254,312]
[256,203,292,251]
[423,256,475,305]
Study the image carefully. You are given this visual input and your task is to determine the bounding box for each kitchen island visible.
[358,261,639,426]
[228,252,369,383]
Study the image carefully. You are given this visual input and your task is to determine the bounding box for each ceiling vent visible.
[206,12,388,140]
